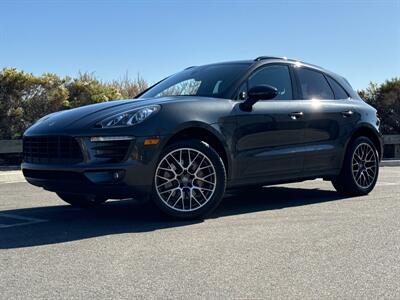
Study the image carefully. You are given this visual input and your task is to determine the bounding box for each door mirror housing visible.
[239,84,278,111]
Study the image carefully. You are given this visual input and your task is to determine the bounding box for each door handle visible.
[341,110,354,117]
[289,112,303,120]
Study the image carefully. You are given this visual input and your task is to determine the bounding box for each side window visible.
[326,76,349,99]
[248,65,293,100]
[296,68,334,100]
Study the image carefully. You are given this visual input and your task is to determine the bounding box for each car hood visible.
[24,96,207,135]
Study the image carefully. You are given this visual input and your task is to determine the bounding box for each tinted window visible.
[326,76,349,99]
[248,65,293,100]
[140,63,251,99]
[297,68,334,100]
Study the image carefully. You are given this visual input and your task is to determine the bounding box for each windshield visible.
[139,63,251,99]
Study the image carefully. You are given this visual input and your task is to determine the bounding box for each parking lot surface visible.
[1,167,399,299]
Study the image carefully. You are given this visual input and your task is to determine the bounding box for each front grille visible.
[23,136,83,164]
[91,140,131,163]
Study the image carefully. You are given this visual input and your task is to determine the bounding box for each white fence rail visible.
[0,140,22,154]
[383,135,400,159]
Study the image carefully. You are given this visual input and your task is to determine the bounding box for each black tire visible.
[152,139,226,219]
[56,193,107,208]
[331,136,379,196]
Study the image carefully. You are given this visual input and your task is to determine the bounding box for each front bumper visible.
[22,135,166,199]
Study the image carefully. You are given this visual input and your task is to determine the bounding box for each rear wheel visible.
[152,139,226,219]
[331,136,379,196]
[57,193,107,208]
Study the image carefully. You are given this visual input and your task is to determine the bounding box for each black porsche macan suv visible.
[22,56,383,219]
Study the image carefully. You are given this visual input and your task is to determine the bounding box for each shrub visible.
[0,68,147,139]
[358,78,400,134]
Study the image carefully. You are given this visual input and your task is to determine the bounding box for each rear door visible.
[293,66,356,173]
[232,64,306,183]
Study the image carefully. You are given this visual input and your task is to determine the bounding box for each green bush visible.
[358,78,400,134]
[0,68,147,139]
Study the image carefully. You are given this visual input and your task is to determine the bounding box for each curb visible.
[0,165,21,171]
[380,160,400,167]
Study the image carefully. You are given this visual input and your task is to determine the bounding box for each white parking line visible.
[0,171,22,176]
[0,180,26,185]
[0,213,47,228]
[376,182,399,186]
[0,170,25,184]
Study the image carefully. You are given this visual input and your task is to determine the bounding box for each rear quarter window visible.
[326,76,349,99]
[296,68,334,100]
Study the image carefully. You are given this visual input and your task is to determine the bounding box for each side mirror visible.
[239,84,278,111]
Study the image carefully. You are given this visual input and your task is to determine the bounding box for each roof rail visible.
[184,66,196,70]
[253,56,327,71]
[254,56,288,62]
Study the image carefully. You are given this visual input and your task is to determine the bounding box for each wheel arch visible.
[162,123,231,179]
[345,124,383,161]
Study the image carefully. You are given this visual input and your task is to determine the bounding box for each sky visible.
[0,0,399,90]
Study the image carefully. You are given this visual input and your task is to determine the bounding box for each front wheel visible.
[331,136,379,196]
[57,193,107,208]
[152,140,226,219]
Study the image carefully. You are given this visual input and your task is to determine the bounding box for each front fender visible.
[158,121,234,180]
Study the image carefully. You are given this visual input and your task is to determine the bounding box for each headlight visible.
[98,105,160,128]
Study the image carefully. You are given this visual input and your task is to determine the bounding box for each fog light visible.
[84,170,125,183]
[113,170,124,181]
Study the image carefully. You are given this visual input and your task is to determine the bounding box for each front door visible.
[232,64,306,184]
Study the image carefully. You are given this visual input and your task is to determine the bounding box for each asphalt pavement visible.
[1,167,399,299]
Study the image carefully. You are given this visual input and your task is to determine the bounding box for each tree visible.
[108,72,148,99]
[0,69,68,139]
[358,78,400,134]
[65,72,122,108]
[0,68,148,140]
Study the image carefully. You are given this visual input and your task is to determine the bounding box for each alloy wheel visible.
[351,142,378,189]
[155,148,217,212]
